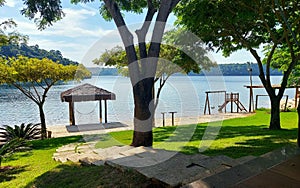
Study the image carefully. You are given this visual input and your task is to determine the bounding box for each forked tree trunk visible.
[38,104,47,139]
[297,101,300,147]
[131,78,154,147]
[103,0,180,147]
[269,97,281,130]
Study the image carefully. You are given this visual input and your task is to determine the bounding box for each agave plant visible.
[0,138,24,166]
[0,123,41,141]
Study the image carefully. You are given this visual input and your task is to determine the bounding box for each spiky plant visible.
[0,123,41,141]
[0,138,24,166]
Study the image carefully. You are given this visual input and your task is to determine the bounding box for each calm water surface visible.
[0,75,293,126]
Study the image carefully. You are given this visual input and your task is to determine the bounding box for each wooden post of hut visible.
[104,100,108,123]
[69,102,75,125]
[99,100,102,123]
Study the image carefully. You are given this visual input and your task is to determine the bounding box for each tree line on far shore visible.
[0,43,78,66]
[88,63,282,76]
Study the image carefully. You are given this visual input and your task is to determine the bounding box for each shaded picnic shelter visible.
[61,83,116,125]
[244,84,300,112]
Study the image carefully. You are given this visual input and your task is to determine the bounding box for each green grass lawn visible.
[95,110,298,158]
[0,110,298,187]
[0,136,151,188]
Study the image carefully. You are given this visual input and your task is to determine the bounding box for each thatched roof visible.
[61,83,116,102]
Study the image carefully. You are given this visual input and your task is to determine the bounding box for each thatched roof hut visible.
[61,83,116,125]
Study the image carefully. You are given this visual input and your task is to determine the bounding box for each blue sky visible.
[0,0,260,67]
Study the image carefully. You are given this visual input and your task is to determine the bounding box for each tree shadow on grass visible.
[30,136,82,150]
[153,123,297,158]
[0,165,28,182]
[3,136,82,164]
[25,163,157,188]
[94,131,134,149]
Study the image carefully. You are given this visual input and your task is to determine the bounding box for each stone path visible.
[234,154,300,188]
[53,142,300,187]
[184,145,300,188]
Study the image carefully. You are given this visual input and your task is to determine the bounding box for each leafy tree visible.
[0,56,90,139]
[175,0,300,130]
[0,20,27,46]
[270,45,300,146]
[288,64,300,148]
[0,1,27,46]
[21,0,186,146]
[94,31,214,111]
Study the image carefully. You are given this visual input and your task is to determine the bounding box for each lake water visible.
[0,75,294,126]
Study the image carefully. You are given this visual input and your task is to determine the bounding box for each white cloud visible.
[5,0,17,7]
[1,6,116,63]
[13,8,111,38]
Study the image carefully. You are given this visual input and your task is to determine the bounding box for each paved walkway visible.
[234,154,300,188]
[184,145,300,188]
[53,141,300,187]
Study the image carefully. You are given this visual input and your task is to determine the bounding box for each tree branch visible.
[135,0,157,56]
[13,84,39,105]
[265,43,278,89]
[147,0,180,77]
[154,74,171,110]
[170,0,181,12]
[41,85,52,105]
[278,32,298,99]
[104,0,140,83]
[31,82,42,103]
[135,0,157,74]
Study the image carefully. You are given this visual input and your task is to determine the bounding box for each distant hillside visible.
[87,67,118,76]
[190,63,282,76]
[88,63,282,76]
[0,43,78,65]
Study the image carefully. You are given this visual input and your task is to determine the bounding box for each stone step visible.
[235,155,256,164]
[182,157,255,187]
[107,152,241,187]
[78,153,104,164]
[134,149,179,164]
[53,151,75,162]
[107,152,228,187]
[119,146,151,156]
[94,145,134,158]
[107,147,179,169]
[56,143,78,152]
[53,155,68,163]
[183,145,300,187]
[75,144,95,153]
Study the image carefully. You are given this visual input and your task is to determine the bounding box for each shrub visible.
[0,123,41,141]
[0,138,24,166]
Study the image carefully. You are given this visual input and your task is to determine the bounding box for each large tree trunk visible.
[104,0,180,147]
[269,97,281,130]
[131,78,154,147]
[38,104,47,139]
[297,101,300,147]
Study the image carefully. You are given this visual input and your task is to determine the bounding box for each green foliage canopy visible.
[0,56,90,138]
[175,0,300,130]
[94,28,215,77]
[0,20,28,46]
[0,56,81,86]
